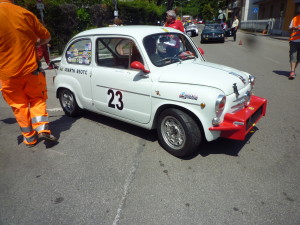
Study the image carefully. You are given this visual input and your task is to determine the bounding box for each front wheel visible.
[157,108,201,157]
[59,88,82,117]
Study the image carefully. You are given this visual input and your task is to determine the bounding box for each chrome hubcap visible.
[161,116,186,150]
[62,90,74,112]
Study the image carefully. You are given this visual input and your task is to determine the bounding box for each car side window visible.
[96,38,143,69]
[66,39,92,65]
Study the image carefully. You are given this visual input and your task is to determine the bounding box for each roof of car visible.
[73,25,182,39]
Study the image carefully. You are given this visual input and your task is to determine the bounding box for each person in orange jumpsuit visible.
[289,6,300,79]
[0,0,58,147]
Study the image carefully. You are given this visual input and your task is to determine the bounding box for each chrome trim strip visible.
[96,85,199,106]
[95,85,150,97]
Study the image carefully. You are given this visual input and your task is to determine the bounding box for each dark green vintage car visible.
[200,23,225,44]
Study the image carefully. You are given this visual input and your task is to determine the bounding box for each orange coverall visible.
[0,0,52,146]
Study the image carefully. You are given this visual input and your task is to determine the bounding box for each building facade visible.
[226,0,299,36]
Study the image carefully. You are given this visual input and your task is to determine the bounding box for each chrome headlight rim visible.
[244,91,252,107]
[249,75,255,89]
[215,94,226,116]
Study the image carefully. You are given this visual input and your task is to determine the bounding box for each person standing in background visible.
[0,0,58,147]
[288,6,300,80]
[164,10,184,33]
[37,42,53,70]
[231,16,239,42]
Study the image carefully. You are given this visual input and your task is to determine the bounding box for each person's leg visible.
[291,62,298,72]
[233,29,237,41]
[1,75,38,146]
[24,72,58,141]
[289,41,298,79]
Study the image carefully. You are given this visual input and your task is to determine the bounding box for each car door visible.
[91,37,152,124]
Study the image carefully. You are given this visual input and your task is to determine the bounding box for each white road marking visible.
[112,163,138,225]
[112,140,144,225]
[47,108,63,112]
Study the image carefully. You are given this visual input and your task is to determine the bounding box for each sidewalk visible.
[240,30,289,41]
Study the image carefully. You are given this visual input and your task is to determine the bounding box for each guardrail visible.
[240,18,289,36]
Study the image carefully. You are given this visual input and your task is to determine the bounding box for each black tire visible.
[59,88,82,117]
[157,108,201,157]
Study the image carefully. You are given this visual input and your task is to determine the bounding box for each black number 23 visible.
[107,89,124,110]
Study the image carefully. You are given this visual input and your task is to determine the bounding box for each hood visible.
[158,61,249,95]
[202,29,224,34]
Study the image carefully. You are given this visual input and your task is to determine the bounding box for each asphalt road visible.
[0,27,299,225]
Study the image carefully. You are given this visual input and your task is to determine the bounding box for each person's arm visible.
[36,37,51,47]
[289,19,300,32]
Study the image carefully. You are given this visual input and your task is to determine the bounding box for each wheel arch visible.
[152,104,207,142]
[56,85,84,110]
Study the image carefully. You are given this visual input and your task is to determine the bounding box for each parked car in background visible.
[52,26,267,158]
[184,22,199,37]
[198,20,204,24]
[201,23,225,43]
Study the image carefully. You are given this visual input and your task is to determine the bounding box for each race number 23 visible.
[107,89,124,110]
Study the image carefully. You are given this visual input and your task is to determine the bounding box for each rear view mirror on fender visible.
[130,61,150,73]
[198,47,205,55]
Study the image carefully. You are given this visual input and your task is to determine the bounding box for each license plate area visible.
[246,105,263,131]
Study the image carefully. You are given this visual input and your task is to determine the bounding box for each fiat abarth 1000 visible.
[52,25,267,158]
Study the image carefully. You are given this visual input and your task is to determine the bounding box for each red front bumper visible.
[209,95,267,140]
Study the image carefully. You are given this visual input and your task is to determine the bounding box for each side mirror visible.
[198,47,205,55]
[130,61,150,73]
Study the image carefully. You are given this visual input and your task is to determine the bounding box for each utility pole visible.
[113,0,118,19]
[36,0,44,23]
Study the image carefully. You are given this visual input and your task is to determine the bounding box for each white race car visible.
[53,26,267,157]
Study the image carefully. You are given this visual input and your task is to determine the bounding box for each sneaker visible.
[38,132,58,142]
[289,72,296,80]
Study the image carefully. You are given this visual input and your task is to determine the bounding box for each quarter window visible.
[66,39,92,65]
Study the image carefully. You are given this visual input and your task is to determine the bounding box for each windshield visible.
[205,24,222,30]
[143,33,198,67]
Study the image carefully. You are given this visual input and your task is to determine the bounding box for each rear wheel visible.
[59,88,82,117]
[157,108,201,157]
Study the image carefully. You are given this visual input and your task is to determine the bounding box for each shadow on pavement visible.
[83,110,157,142]
[273,70,290,78]
[81,110,259,159]
[1,117,17,125]
[183,127,259,160]
[17,114,78,148]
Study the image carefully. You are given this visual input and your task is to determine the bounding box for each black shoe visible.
[38,132,58,142]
